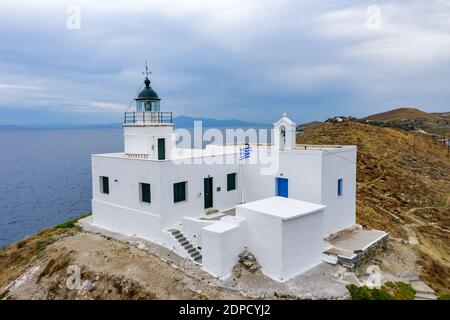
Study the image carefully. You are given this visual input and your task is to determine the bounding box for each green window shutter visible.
[227,173,236,191]
[173,183,178,202]
[141,183,151,203]
[174,181,186,202]
[101,176,109,194]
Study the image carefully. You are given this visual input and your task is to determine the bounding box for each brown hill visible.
[362,107,450,137]
[363,107,440,122]
[298,121,450,294]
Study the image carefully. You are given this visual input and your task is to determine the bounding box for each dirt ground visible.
[298,121,450,295]
[0,216,438,300]
[2,230,242,300]
[0,219,355,300]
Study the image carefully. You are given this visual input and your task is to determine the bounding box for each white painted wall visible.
[201,217,246,278]
[92,155,163,214]
[321,147,357,235]
[242,149,323,204]
[158,154,241,228]
[181,217,215,248]
[92,152,242,233]
[123,125,175,159]
[236,205,283,280]
[236,198,325,282]
[273,116,296,151]
[91,155,165,242]
[281,210,324,279]
[92,199,162,243]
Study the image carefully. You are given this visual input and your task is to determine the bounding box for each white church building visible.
[91,72,361,282]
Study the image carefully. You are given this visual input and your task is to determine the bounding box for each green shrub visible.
[55,213,91,229]
[384,281,416,300]
[346,284,393,300]
[0,290,9,300]
[347,282,416,300]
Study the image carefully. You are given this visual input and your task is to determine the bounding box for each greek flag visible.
[240,145,252,160]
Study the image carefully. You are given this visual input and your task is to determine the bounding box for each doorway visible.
[157,138,165,160]
[276,177,288,198]
[204,177,213,209]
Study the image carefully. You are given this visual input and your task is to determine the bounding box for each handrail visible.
[124,111,172,124]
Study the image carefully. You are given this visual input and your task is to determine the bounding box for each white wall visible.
[236,206,283,279]
[92,153,242,231]
[91,155,164,241]
[158,154,241,228]
[281,210,324,280]
[242,149,323,204]
[92,199,162,243]
[181,217,215,248]
[236,203,325,282]
[123,125,175,159]
[201,218,246,278]
[321,147,357,235]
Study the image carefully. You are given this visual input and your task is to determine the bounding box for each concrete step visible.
[169,228,202,265]
[191,251,201,259]
[205,207,219,215]
[415,293,437,300]
[168,228,180,235]
[187,247,196,254]
[411,281,435,295]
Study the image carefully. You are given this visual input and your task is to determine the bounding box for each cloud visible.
[0,84,41,90]
[90,101,125,111]
[0,0,449,124]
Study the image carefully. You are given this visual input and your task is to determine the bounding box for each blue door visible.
[276,178,288,198]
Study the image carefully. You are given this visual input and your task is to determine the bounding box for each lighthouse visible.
[91,65,361,283]
[123,63,175,160]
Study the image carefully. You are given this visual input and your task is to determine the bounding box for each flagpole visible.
[240,152,243,204]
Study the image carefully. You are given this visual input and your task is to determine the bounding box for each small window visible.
[227,173,237,191]
[337,178,343,197]
[100,176,109,194]
[140,183,151,203]
[174,181,187,203]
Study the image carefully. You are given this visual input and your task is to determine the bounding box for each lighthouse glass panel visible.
[136,101,160,112]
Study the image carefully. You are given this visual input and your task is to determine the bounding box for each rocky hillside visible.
[298,121,450,294]
[363,107,441,122]
[362,107,450,136]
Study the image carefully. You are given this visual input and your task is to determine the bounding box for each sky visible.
[0,0,449,125]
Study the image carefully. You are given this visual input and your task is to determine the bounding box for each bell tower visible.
[273,113,296,151]
[123,63,175,160]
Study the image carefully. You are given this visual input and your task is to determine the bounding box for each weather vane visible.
[142,61,151,77]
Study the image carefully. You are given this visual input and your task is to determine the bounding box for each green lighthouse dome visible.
[135,77,160,101]
[135,76,161,112]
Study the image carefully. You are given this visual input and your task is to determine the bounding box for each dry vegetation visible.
[298,121,450,294]
[0,117,448,299]
[362,107,450,136]
[0,229,243,300]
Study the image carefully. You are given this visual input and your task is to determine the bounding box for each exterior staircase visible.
[411,280,437,300]
[168,228,202,264]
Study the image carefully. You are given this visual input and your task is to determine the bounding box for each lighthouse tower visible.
[123,64,175,160]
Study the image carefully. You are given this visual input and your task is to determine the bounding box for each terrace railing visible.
[124,111,173,124]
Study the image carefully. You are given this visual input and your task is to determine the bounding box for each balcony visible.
[123,111,173,125]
